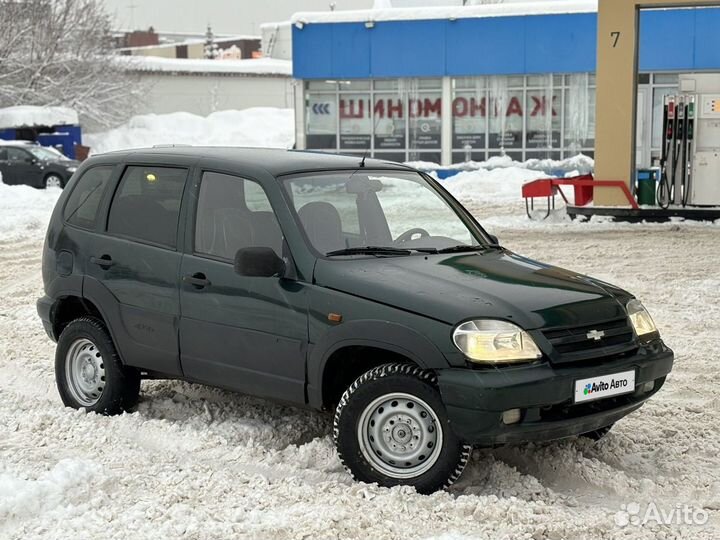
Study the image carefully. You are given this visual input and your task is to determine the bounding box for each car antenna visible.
[359,102,383,168]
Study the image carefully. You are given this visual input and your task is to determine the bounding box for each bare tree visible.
[0,0,143,129]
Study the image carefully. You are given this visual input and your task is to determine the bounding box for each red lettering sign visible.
[387,99,403,118]
[423,98,441,116]
[327,95,557,120]
[506,96,523,117]
[340,99,365,119]
[452,97,486,118]
[529,96,558,117]
[453,97,468,117]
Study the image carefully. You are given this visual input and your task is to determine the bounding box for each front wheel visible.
[333,363,471,494]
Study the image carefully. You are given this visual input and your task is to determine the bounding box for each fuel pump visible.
[681,98,695,207]
[655,74,720,207]
[656,94,698,208]
[672,96,686,205]
[657,96,675,209]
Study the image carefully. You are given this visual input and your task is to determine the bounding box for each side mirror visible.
[488,234,499,245]
[25,156,36,164]
[234,247,285,278]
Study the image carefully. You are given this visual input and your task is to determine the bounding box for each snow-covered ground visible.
[1,171,719,538]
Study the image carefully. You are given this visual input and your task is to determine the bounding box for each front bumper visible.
[436,341,674,446]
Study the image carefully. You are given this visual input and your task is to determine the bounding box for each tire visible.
[55,317,140,415]
[581,423,614,441]
[333,363,471,494]
[44,174,64,189]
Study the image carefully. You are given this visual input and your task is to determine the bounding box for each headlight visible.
[452,320,542,364]
[627,299,658,337]
[66,166,77,173]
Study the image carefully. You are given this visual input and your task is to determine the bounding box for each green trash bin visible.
[636,169,658,206]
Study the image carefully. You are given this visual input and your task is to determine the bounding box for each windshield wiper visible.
[436,245,490,254]
[326,246,412,257]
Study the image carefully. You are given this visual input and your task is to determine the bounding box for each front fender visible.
[306,319,450,409]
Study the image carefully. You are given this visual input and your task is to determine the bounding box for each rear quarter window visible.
[63,166,114,229]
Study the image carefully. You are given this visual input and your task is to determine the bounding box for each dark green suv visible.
[37,148,673,493]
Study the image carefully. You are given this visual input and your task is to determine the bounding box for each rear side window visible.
[63,166,114,229]
[107,166,187,248]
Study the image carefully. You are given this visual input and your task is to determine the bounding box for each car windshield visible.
[282,170,486,256]
[26,146,69,161]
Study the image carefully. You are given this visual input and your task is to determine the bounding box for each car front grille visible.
[541,317,637,364]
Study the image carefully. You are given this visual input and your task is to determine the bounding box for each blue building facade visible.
[291,6,720,166]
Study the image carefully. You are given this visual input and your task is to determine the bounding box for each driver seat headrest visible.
[298,201,345,254]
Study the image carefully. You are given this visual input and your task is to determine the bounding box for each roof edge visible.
[291,0,598,25]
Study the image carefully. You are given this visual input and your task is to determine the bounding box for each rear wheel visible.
[334,363,471,494]
[55,317,140,415]
[44,174,63,189]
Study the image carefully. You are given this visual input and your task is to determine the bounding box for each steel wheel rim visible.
[45,175,62,188]
[65,338,106,407]
[357,392,443,479]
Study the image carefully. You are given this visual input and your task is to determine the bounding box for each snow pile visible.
[0,182,61,241]
[0,460,101,521]
[407,153,595,177]
[118,55,292,75]
[443,166,551,204]
[406,154,593,218]
[84,108,295,154]
[0,106,78,129]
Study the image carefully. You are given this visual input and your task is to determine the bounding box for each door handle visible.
[90,255,115,268]
[183,273,211,289]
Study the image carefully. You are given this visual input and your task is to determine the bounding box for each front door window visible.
[194,171,283,261]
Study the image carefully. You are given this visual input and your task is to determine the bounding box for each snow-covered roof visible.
[117,35,261,53]
[292,0,597,24]
[0,139,35,145]
[0,106,79,129]
[117,56,292,76]
[113,30,260,40]
[259,21,292,30]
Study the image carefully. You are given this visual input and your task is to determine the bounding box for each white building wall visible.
[134,73,294,116]
[261,23,293,61]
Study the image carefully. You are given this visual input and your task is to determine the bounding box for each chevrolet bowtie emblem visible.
[586,329,605,341]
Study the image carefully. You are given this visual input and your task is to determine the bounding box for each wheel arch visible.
[51,295,105,340]
[307,320,450,410]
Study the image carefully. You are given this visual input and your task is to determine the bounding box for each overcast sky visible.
[100,0,373,35]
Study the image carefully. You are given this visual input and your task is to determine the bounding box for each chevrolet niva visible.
[38,148,673,493]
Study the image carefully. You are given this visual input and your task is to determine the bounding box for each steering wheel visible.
[395,228,431,244]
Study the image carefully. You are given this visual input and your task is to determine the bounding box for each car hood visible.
[313,249,630,329]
